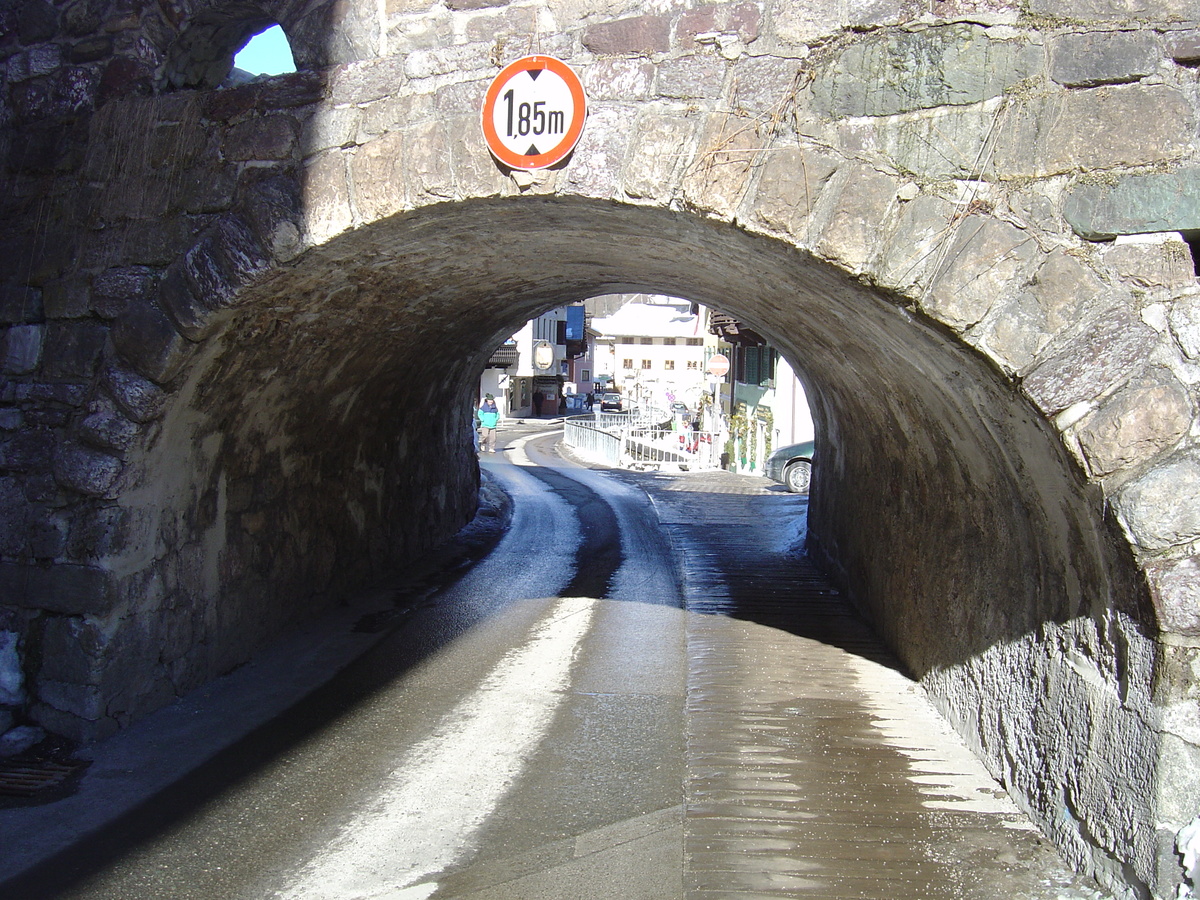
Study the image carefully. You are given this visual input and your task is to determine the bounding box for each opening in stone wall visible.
[1181,230,1200,276]
[229,24,297,85]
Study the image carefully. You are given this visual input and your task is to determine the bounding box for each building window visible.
[686,338,703,346]
[642,359,652,369]
[623,358,633,369]
[687,360,699,370]
[663,360,675,370]
[640,337,654,345]
[581,369,590,381]
[663,338,677,345]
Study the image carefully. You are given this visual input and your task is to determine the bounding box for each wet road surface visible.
[0,423,1107,898]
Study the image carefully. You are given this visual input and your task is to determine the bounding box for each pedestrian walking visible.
[477,393,500,452]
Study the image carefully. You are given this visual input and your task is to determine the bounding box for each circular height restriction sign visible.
[481,56,587,170]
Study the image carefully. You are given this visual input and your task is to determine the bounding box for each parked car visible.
[669,401,690,417]
[600,392,623,411]
[765,440,815,493]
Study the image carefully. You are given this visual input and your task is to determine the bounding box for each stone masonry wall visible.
[4,1,1200,897]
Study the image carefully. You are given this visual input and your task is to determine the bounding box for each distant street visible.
[1,423,1106,899]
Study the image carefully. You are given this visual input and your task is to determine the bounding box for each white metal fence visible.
[563,412,723,472]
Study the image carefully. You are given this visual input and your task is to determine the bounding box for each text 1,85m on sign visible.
[481,56,587,170]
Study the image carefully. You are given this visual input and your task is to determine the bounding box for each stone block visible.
[237,174,305,264]
[811,25,1042,117]
[1117,452,1200,551]
[0,428,54,472]
[0,631,22,707]
[29,698,116,742]
[774,0,904,44]
[999,85,1194,181]
[1076,373,1192,478]
[358,92,435,140]
[657,55,726,100]
[1,324,44,374]
[1029,0,1192,21]
[97,59,152,105]
[8,562,115,615]
[681,111,761,216]
[34,679,104,721]
[6,44,61,83]
[91,266,158,320]
[350,131,409,224]
[404,44,490,81]
[622,112,697,202]
[302,150,354,244]
[19,1,58,43]
[872,100,1005,181]
[43,277,91,319]
[302,108,362,158]
[404,118,458,202]
[79,403,139,454]
[43,322,106,379]
[254,72,325,109]
[464,6,537,43]
[111,297,191,384]
[329,57,408,107]
[565,105,634,199]
[158,262,211,341]
[1049,30,1160,88]
[1145,557,1200,636]
[750,147,839,239]
[582,59,655,103]
[38,616,105,684]
[583,15,671,55]
[0,285,43,324]
[1170,294,1200,361]
[173,165,239,215]
[1104,234,1196,290]
[103,364,167,423]
[53,442,123,498]
[183,216,270,312]
[1066,169,1200,241]
[226,114,300,162]
[1028,250,1106,333]
[877,193,958,294]
[730,56,801,116]
[29,512,66,559]
[816,164,897,273]
[1025,306,1157,415]
[923,215,1040,330]
[1168,31,1200,63]
[68,35,113,64]
[66,504,132,563]
[202,85,256,123]
[0,479,30,556]
[676,2,761,49]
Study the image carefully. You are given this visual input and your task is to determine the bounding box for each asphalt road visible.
[4,428,693,899]
[0,423,1109,900]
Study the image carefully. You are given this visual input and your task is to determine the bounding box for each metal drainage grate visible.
[0,760,82,797]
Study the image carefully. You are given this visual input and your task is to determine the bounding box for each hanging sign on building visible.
[533,340,555,370]
[481,56,587,170]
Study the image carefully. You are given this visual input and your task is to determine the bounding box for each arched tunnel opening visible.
[94,194,1158,891]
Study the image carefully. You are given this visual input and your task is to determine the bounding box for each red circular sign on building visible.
[481,56,587,170]
[707,354,730,377]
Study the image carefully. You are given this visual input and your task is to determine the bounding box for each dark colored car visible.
[764,440,815,493]
[600,392,623,411]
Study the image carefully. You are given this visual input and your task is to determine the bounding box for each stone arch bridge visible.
[4,1,1200,897]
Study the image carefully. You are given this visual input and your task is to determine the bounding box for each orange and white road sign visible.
[481,56,587,170]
